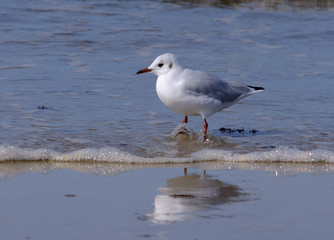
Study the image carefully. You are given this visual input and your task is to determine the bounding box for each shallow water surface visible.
[1,1,334,238]
[1,168,334,240]
[1,0,334,167]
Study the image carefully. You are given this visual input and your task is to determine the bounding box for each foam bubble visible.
[192,146,334,163]
[0,146,187,163]
[0,146,56,161]
[0,145,333,164]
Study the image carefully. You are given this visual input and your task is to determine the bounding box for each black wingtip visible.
[247,85,265,91]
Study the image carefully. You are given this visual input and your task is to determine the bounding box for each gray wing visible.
[181,69,251,104]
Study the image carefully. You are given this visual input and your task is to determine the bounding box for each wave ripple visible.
[0,145,333,164]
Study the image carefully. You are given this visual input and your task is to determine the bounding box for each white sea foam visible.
[191,146,334,163]
[0,145,333,164]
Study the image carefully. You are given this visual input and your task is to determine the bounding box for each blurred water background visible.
[1,0,334,168]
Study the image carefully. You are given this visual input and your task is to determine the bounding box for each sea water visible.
[1,0,334,175]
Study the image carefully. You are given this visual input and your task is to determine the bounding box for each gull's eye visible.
[158,63,164,67]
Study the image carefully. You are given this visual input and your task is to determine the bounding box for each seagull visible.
[136,53,264,136]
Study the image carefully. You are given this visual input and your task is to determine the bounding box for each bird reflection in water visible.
[142,172,248,224]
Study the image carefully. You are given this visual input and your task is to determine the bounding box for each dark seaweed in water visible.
[64,194,76,198]
[219,127,258,134]
[37,105,48,110]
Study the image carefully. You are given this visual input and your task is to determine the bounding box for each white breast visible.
[155,73,224,118]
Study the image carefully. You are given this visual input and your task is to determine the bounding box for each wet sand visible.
[0,164,333,240]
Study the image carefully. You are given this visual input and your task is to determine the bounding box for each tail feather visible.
[247,85,265,91]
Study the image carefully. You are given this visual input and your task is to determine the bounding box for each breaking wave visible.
[0,145,333,164]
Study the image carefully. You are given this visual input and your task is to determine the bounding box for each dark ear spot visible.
[169,63,173,68]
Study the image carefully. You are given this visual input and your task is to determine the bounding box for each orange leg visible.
[183,115,188,124]
[203,119,208,134]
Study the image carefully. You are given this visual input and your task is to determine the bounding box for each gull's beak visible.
[136,68,152,74]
